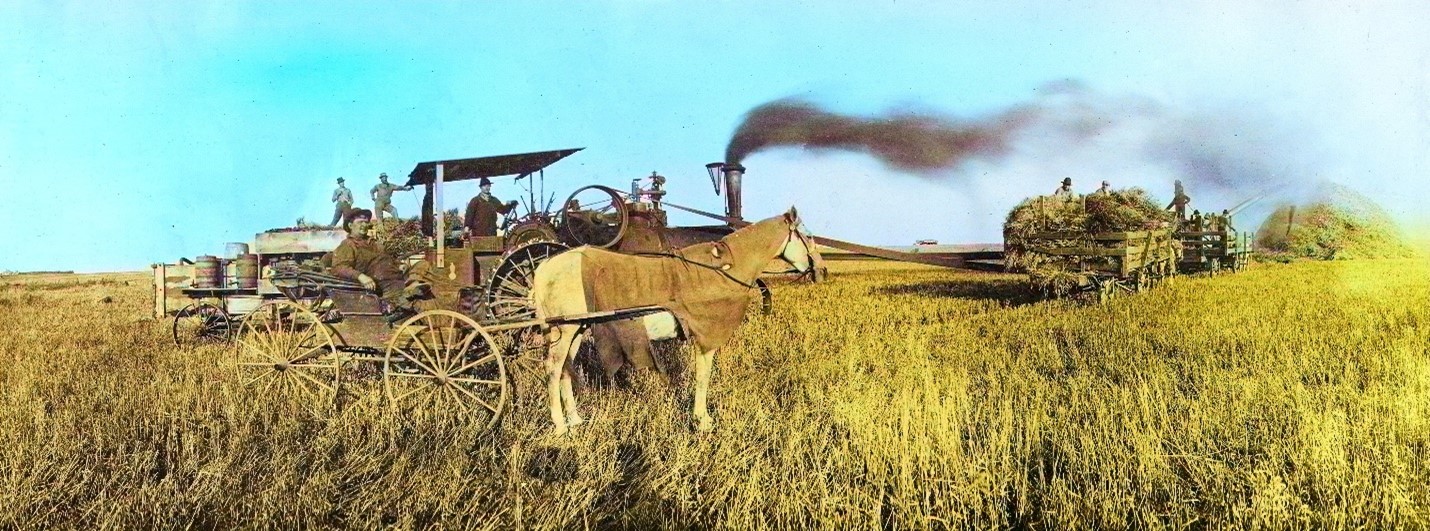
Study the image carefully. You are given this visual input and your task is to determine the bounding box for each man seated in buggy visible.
[329,208,425,320]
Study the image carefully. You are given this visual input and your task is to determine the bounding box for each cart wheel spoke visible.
[449,352,498,377]
[447,376,504,388]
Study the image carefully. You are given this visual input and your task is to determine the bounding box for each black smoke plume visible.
[724,98,1041,171]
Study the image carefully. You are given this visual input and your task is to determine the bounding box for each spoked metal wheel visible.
[384,310,509,429]
[173,302,234,347]
[234,301,343,407]
[503,218,560,249]
[558,185,629,248]
[486,241,570,323]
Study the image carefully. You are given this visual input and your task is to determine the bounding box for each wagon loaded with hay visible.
[1004,189,1180,302]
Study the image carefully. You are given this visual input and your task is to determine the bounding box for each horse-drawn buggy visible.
[153,149,810,432]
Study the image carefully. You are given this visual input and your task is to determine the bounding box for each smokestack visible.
[722,163,744,223]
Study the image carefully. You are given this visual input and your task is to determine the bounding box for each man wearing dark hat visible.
[1166,179,1192,221]
[331,208,408,310]
[464,177,519,237]
[329,177,353,227]
[1053,177,1075,197]
[371,173,412,221]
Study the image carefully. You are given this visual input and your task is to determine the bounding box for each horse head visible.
[778,207,813,274]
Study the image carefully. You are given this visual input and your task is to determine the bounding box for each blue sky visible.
[2,1,1427,272]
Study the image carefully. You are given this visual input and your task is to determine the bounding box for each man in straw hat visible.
[329,177,353,227]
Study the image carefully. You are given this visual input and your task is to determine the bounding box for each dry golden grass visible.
[1,258,1428,529]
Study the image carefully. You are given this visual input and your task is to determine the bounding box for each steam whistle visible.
[705,162,724,195]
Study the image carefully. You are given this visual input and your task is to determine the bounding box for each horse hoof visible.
[696,418,715,433]
[566,414,586,428]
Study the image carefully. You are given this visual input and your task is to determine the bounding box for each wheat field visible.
[1,258,1428,529]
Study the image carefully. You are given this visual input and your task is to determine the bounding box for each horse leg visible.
[561,361,585,428]
[692,348,717,432]
[545,324,580,436]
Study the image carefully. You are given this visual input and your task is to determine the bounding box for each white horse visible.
[531,208,813,434]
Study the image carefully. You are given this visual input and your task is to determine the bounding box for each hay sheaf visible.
[1003,188,1173,295]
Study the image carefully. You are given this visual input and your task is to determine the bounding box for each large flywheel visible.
[558,185,629,248]
[486,241,571,323]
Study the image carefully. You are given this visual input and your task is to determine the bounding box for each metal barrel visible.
[193,255,221,289]
[225,242,250,259]
[234,254,260,289]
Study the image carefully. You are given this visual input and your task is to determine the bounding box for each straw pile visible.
[1004,188,1173,295]
[1253,181,1413,262]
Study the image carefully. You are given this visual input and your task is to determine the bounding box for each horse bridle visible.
[768,222,814,274]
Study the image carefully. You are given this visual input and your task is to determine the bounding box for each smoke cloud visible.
[724,98,1039,171]
[726,84,1332,223]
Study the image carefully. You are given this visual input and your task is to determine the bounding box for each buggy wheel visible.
[233,301,342,407]
[173,302,234,347]
[486,241,570,323]
[558,185,629,248]
[384,310,509,429]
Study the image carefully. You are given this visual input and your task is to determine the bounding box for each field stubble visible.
[0,260,1428,529]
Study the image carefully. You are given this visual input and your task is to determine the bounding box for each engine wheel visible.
[486,241,570,323]
[504,219,560,250]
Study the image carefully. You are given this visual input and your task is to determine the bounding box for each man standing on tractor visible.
[371,173,411,221]
[464,176,519,237]
[329,177,352,227]
[331,208,415,318]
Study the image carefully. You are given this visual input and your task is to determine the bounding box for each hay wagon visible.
[1007,228,1181,303]
[1176,226,1251,275]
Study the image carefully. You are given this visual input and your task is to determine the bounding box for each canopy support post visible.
[435,163,445,268]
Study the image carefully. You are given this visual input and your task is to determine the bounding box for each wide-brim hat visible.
[1061,177,1073,185]
[344,208,373,228]
[336,177,345,183]
[479,177,493,187]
